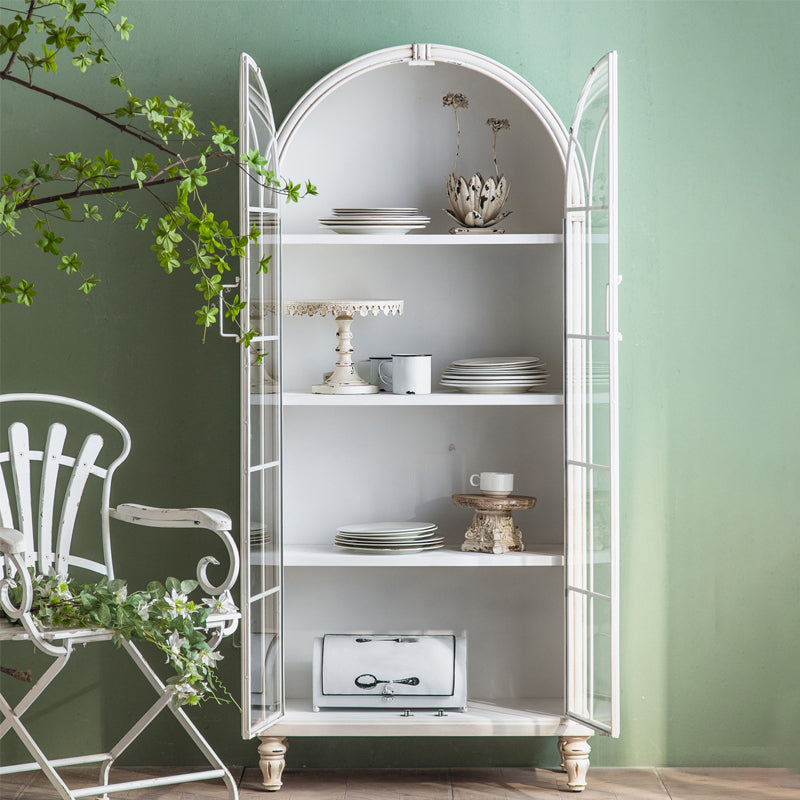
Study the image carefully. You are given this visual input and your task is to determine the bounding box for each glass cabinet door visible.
[238,52,284,738]
[564,51,620,736]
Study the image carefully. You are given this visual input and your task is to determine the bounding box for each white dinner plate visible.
[322,224,428,235]
[332,207,420,214]
[443,385,544,394]
[441,373,549,381]
[334,543,445,554]
[319,217,430,228]
[337,522,438,535]
[336,529,438,539]
[440,378,547,386]
[451,356,542,367]
[335,533,441,543]
[335,536,444,547]
[443,365,547,374]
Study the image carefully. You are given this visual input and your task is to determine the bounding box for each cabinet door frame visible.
[239,52,285,740]
[563,51,620,737]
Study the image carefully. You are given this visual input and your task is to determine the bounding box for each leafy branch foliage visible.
[0,0,316,338]
[0,570,238,707]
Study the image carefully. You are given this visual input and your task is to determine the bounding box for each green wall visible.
[2,0,799,772]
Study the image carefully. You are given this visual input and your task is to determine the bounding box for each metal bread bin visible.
[312,633,467,710]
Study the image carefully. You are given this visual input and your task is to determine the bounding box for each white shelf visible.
[279,543,564,567]
[262,697,593,737]
[279,391,563,407]
[283,233,562,246]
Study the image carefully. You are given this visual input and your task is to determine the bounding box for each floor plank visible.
[1,765,798,799]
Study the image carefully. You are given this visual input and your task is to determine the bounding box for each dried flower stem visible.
[443,92,469,175]
[487,118,511,179]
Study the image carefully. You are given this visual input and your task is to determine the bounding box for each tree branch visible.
[0,71,180,158]
[1,0,36,75]
[15,158,230,210]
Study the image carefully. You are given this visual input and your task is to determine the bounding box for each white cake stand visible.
[284,299,404,394]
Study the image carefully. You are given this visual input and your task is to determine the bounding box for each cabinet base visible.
[254,734,591,793]
[257,736,288,791]
[558,735,591,791]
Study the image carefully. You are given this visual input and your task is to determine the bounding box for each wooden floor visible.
[2,766,799,799]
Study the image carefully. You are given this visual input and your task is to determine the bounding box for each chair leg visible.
[0,652,76,800]
[119,639,239,800]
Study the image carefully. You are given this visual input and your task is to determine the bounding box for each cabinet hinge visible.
[409,43,435,66]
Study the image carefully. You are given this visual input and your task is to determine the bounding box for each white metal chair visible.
[0,393,241,799]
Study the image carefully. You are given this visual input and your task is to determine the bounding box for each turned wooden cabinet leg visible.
[557,735,591,792]
[257,736,288,792]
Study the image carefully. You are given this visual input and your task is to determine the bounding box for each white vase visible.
[445,171,512,228]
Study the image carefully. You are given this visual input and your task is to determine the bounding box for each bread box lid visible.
[321,634,457,697]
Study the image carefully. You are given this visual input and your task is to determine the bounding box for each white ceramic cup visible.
[378,354,432,395]
[469,472,514,497]
[357,356,392,391]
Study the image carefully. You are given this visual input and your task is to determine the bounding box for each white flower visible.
[173,680,208,706]
[52,581,72,601]
[164,630,188,664]
[203,592,237,614]
[113,585,128,603]
[196,649,223,668]
[163,588,190,619]
[134,598,151,621]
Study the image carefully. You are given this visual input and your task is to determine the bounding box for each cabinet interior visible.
[268,56,570,713]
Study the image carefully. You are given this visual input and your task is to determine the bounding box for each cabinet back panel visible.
[283,566,564,701]
[279,62,564,235]
[283,406,564,547]
[282,244,564,394]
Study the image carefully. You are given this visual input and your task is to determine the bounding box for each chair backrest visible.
[0,394,131,580]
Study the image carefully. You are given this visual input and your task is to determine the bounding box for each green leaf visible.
[78,275,100,294]
[98,603,112,626]
[72,52,92,72]
[83,203,101,221]
[35,229,64,255]
[58,253,83,274]
[56,198,72,220]
[195,304,218,328]
[115,16,133,40]
[257,255,271,274]
[165,577,181,593]
[15,280,36,306]
[180,580,198,594]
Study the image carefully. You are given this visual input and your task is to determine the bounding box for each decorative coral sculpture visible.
[443,94,512,230]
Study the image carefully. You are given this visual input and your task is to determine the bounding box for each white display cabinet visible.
[236,45,619,793]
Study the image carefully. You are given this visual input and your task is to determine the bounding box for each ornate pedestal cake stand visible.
[285,300,403,394]
[451,493,537,554]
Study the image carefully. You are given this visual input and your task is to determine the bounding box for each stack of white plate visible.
[440,356,549,394]
[335,521,443,554]
[319,208,430,235]
[250,524,271,547]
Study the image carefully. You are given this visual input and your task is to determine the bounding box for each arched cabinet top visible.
[278,44,569,160]
[277,44,569,235]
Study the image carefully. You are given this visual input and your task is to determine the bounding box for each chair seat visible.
[0,617,114,644]
[0,612,239,642]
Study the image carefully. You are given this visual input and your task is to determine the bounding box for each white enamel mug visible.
[357,356,392,391]
[378,354,432,395]
[469,472,514,497]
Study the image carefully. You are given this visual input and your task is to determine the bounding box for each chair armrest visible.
[109,503,239,597]
[110,503,232,531]
[0,527,25,555]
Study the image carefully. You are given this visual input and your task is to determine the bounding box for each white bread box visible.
[312,633,467,711]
